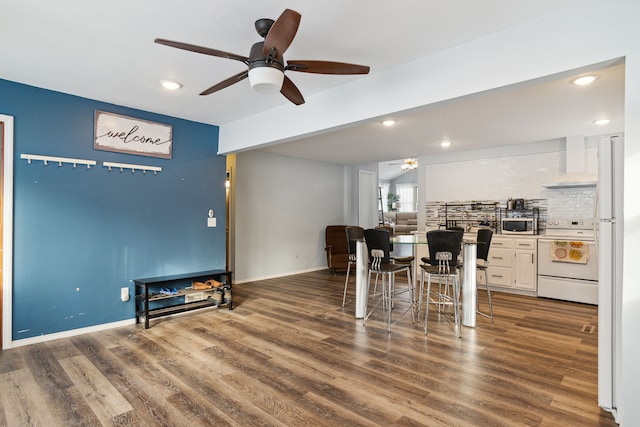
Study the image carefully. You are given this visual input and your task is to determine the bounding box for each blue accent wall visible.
[1,79,225,339]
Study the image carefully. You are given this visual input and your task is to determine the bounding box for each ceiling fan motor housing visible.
[254,18,275,38]
[248,42,285,93]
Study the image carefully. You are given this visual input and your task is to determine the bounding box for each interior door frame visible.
[1,114,14,349]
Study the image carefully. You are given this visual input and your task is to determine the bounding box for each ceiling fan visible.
[389,158,419,171]
[154,9,370,105]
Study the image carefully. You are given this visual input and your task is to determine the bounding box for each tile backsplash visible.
[425,199,548,233]
[544,186,596,219]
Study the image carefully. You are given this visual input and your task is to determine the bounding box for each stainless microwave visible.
[501,217,537,234]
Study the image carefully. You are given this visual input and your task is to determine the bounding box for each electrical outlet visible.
[121,287,130,302]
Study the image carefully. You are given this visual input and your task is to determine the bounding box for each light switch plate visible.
[207,217,216,227]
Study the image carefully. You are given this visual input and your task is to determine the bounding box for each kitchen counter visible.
[418,228,542,240]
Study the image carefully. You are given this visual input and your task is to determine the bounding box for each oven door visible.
[537,238,598,281]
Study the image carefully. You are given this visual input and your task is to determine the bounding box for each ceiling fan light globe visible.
[248,67,284,93]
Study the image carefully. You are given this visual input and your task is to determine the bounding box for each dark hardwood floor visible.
[0,270,618,426]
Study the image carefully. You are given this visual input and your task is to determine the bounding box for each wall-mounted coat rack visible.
[21,154,162,175]
[103,161,162,175]
[21,153,97,169]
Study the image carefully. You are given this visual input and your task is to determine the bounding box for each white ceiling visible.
[264,60,624,179]
[1,0,624,179]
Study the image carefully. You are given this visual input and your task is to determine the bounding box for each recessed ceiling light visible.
[571,75,599,86]
[593,118,610,125]
[160,80,182,90]
[381,119,397,127]
[440,140,451,148]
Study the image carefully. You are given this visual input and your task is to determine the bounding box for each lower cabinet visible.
[485,236,537,294]
[513,239,537,291]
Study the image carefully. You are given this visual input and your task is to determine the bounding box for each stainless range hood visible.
[542,135,598,188]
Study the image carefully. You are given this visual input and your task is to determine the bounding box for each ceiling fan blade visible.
[263,9,301,59]
[155,38,249,64]
[200,70,249,96]
[286,60,370,75]
[280,76,305,105]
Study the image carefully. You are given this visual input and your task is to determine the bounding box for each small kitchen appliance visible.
[501,217,536,234]
[507,198,525,210]
[513,198,525,209]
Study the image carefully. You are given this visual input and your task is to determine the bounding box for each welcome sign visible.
[94,111,173,159]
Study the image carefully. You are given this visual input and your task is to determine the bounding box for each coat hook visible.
[43,160,48,166]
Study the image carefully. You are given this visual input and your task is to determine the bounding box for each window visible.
[396,183,417,212]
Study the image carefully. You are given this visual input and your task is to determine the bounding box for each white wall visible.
[234,151,346,282]
[621,52,640,427]
[426,151,563,201]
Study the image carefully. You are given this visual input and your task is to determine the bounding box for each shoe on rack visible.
[211,289,223,306]
[192,281,212,290]
[206,279,223,288]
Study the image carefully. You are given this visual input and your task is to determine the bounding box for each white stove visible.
[538,218,598,304]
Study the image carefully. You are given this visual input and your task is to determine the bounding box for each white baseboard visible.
[234,266,327,284]
[6,318,137,349]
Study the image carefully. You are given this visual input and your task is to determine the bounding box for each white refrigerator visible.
[597,134,623,420]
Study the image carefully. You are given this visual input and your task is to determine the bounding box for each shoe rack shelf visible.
[134,269,233,329]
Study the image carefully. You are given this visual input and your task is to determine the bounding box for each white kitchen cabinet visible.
[485,265,512,288]
[485,237,512,290]
[485,236,537,295]
[513,239,537,291]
